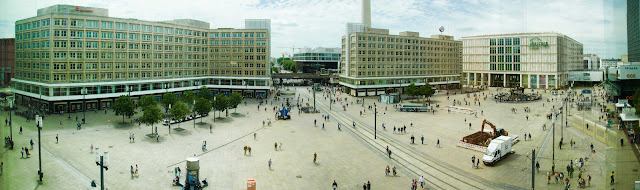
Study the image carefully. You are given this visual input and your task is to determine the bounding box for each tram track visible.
[299,88,524,190]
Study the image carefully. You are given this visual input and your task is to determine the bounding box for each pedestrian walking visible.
[547,172,551,184]
[268,159,272,169]
[274,142,278,150]
[421,135,424,144]
[393,126,396,134]
[528,133,531,140]
[129,133,132,142]
[332,180,338,190]
[132,134,135,143]
[610,171,614,185]
[419,176,425,189]
[1,162,3,175]
[313,152,317,163]
[30,139,34,149]
[21,147,24,158]
[209,125,212,133]
[469,123,471,130]
[56,134,58,143]
[437,139,440,147]
[156,135,159,142]
[471,155,475,168]
[19,126,22,134]
[536,161,540,173]
[254,133,256,140]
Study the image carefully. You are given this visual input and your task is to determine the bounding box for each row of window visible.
[355,64,458,69]
[489,47,521,54]
[356,43,458,52]
[356,36,458,47]
[16,69,268,82]
[489,63,521,71]
[489,38,521,46]
[17,19,267,38]
[356,50,458,57]
[355,70,457,76]
[17,62,267,70]
[489,55,521,63]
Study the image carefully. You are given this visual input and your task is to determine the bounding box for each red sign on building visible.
[75,6,93,12]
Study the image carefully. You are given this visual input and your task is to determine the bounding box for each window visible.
[505,47,512,54]
[42,19,50,26]
[490,56,496,62]
[490,47,496,54]
[70,31,83,37]
[498,47,504,54]
[71,20,83,27]
[489,39,496,46]
[101,22,113,29]
[86,21,98,28]
[498,56,504,62]
[505,38,512,45]
[513,38,520,45]
[101,32,113,39]
[498,38,504,45]
[115,23,127,30]
[514,46,520,54]
[506,55,512,62]
[513,55,520,62]
[129,24,140,31]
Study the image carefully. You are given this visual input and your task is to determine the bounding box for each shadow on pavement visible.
[114,122,134,129]
[231,113,246,117]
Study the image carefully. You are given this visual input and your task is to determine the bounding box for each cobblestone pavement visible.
[1,86,638,189]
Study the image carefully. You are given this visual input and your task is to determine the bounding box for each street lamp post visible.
[9,97,13,142]
[95,149,109,190]
[213,96,216,122]
[82,88,87,124]
[36,115,43,182]
[552,110,557,173]
[193,100,196,128]
[374,106,377,139]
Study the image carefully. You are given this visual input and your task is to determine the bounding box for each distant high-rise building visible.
[361,0,371,27]
[13,4,271,112]
[583,54,600,70]
[628,0,639,62]
[0,38,15,85]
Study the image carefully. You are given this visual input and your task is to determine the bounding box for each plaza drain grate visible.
[296,175,302,178]
[108,146,114,148]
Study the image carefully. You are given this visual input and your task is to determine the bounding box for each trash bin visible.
[247,178,256,190]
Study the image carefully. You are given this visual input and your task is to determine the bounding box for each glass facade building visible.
[462,32,583,89]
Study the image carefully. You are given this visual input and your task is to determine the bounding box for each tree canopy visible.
[197,87,212,101]
[138,95,157,110]
[194,98,212,122]
[161,92,178,112]
[114,95,137,122]
[181,90,196,105]
[170,101,189,127]
[213,94,229,117]
[229,92,243,113]
[141,104,163,134]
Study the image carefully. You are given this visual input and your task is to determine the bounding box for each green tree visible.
[271,67,279,74]
[181,90,196,106]
[138,95,157,111]
[197,87,212,101]
[406,83,418,98]
[114,95,137,122]
[141,104,163,134]
[417,82,436,103]
[161,92,178,113]
[229,92,243,113]
[170,101,189,128]
[194,98,212,122]
[634,89,640,115]
[277,57,291,65]
[213,94,229,118]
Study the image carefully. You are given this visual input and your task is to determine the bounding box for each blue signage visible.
[582,90,591,94]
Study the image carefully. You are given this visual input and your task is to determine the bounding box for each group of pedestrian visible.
[523,133,532,141]
[384,165,397,176]
[471,155,479,169]
[243,145,252,155]
[130,164,139,177]
[394,125,407,134]
[129,133,135,143]
[21,146,30,158]
[361,181,371,190]
[274,142,282,151]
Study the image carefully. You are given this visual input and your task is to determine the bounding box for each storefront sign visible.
[618,66,640,79]
[75,6,93,12]
[529,37,548,50]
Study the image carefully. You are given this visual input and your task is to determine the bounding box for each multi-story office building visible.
[628,0,640,62]
[462,32,583,89]
[293,47,341,73]
[0,38,15,86]
[339,26,462,96]
[583,54,600,70]
[13,5,270,112]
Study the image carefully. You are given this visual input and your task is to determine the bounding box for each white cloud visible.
[0,0,627,58]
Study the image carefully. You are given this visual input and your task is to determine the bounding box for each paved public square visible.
[1,86,639,189]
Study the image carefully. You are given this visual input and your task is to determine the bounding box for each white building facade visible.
[462,32,583,89]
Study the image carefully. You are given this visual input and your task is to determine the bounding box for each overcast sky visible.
[0,0,628,59]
